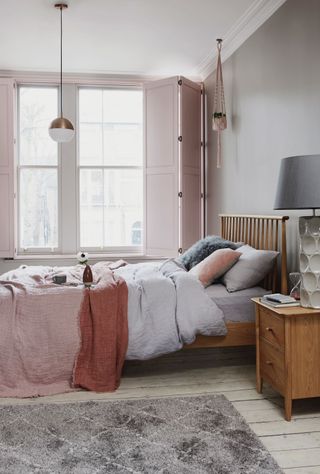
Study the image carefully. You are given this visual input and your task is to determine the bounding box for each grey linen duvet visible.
[115,260,227,360]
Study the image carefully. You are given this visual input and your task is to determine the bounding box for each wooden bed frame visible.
[185,214,289,349]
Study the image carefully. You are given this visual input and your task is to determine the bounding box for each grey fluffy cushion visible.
[179,236,238,271]
[222,244,279,292]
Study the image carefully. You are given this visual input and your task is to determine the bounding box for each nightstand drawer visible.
[260,339,285,394]
[259,307,285,349]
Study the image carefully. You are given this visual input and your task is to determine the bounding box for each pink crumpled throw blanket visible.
[0,261,127,398]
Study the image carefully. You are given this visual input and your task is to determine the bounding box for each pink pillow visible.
[189,248,241,287]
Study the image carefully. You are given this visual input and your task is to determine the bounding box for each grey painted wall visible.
[204,0,320,271]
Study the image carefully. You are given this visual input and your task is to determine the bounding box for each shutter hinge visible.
[178,79,182,86]
[201,141,203,147]
[13,138,16,145]
[178,248,183,254]
[178,191,182,198]
[178,136,182,142]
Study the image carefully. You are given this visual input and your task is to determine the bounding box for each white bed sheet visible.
[205,284,269,323]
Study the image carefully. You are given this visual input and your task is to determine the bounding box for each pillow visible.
[189,248,241,287]
[179,235,238,271]
[222,244,279,292]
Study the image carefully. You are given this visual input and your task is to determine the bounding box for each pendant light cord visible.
[60,5,63,117]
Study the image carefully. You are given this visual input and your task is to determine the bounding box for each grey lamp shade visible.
[274,155,320,210]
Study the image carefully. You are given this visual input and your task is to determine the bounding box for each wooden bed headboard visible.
[219,214,289,294]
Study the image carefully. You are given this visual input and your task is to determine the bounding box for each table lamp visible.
[274,154,320,308]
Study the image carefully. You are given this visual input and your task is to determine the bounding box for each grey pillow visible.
[179,235,238,271]
[222,244,279,292]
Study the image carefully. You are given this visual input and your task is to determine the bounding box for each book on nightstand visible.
[260,293,300,308]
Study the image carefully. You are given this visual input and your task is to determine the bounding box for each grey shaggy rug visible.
[0,395,282,474]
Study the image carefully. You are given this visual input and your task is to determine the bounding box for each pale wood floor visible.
[1,347,320,473]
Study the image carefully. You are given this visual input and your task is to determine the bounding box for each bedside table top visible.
[252,297,320,316]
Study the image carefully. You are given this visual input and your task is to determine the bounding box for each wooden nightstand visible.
[252,298,320,421]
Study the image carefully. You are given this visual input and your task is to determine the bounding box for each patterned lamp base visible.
[299,216,320,308]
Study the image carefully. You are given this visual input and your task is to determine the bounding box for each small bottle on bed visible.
[83,265,93,287]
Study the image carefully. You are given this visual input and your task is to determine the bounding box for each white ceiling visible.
[0,0,286,79]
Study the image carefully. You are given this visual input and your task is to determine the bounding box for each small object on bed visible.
[52,274,67,284]
[189,248,241,287]
[77,251,89,264]
[179,235,239,270]
[83,264,93,287]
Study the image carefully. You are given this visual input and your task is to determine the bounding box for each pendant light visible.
[49,3,75,143]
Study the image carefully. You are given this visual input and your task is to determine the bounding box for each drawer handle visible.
[266,327,274,333]
[266,360,273,365]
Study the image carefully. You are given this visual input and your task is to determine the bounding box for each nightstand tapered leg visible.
[284,397,292,421]
[256,377,263,393]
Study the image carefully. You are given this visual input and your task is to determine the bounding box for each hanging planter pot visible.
[212,39,227,168]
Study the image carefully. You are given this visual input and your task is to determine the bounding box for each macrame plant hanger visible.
[212,39,227,168]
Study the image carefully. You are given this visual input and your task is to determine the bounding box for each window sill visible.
[0,254,168,273]
[8,254,168,262]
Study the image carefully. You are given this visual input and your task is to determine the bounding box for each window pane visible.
[103,90,143,124]
[79,88,143,166]
[80,169,104,248]
[19,169,58,248]
[103,169,143,247]
[103,123,142,166]
[79,89,103,123]
[19,87,58,165]
[79,123,103,166]
[79,169,142,248]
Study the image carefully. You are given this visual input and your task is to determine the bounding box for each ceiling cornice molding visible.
[0,69,202,85]
[197,0,287,80]
[0,69,158,86]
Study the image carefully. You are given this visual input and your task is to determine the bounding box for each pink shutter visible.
[0,79,15,258]
[144,77,179,256]
[179,77,202,252]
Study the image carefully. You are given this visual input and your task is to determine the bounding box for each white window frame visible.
[76,85,144,255]
[15,81,144,257]
[17,84,62,255]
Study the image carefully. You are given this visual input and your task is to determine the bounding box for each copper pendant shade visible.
[49,3,75,143]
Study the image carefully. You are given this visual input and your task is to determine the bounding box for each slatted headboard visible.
[219,214,289,294]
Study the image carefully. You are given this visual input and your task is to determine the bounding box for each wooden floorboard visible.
[283,468,320,474]
[1,346,319,472]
